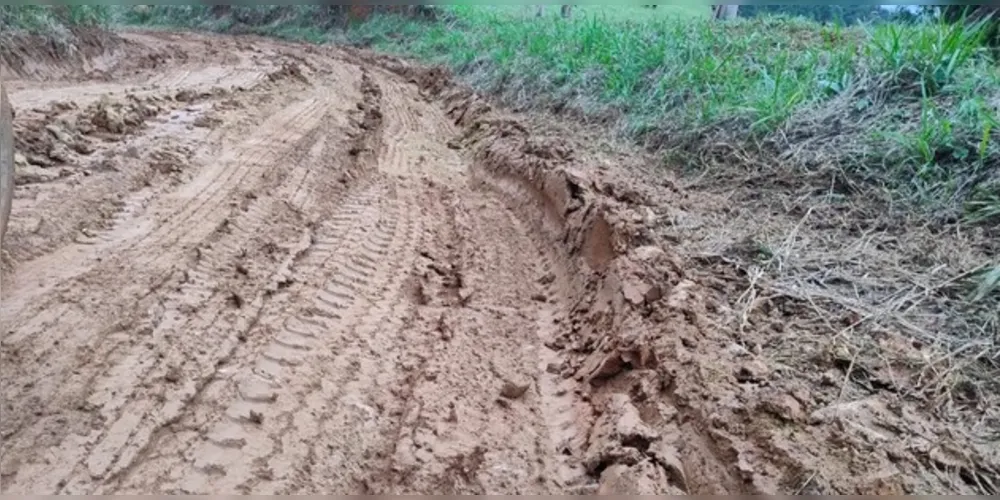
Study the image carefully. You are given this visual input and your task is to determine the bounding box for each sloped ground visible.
[0,30,997,494]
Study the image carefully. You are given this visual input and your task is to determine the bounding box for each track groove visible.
[0,76,374,493]
[3,33,602,497]
[149,178,421,494]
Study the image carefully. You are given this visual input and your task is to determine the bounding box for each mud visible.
[1,30,997,495]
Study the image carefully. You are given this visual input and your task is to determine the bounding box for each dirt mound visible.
[1,28,122,80]
[84,95,162,135]
[265,61,310,86]
[12,94,170,170]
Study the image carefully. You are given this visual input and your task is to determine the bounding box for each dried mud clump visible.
[266,62,310,86]
[82,95,164,136]
[13,111,91,169]
[369,51,1000,495]
[12,92,179,175]
[343,70,384,180]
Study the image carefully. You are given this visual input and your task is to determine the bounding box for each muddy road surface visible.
[1,31,997,495]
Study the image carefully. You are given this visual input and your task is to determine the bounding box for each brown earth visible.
[1,30,997,495]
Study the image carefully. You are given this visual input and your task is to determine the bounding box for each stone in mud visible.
[583,394,659,474]
[500,379,531,399]
[70,140,95,155]
[45,123,73,144]
[808,397,885,426]
[91,105,126,134]
[727,343,751,357]
[582,344,657,384]
[631,245,664,262]
[47,143,72,163]
[756,392,805,423]
[582,350,626,383]
[26,153,53,167]
[855,467,906,495]
[598,460,683,495]
[622,277,658,306]
[15,164,61,184]
[193,115,222,128]
[648,440,688,492]
[735,358,770,383]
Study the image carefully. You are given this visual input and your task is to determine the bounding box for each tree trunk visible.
[536,5,573,19]
[712,5,739,20]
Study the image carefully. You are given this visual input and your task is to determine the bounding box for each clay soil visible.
[1,30,997,495]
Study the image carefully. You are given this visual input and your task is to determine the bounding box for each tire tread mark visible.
[169,179,421,493]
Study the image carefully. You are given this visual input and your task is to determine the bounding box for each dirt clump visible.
[266,61,310,85]
[84,95,160,135]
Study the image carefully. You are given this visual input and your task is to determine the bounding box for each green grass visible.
[0,5,112,35]
[82,5,1000,225]
[1,5,113,57]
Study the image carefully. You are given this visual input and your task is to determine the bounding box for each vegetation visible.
[0,5,111,36]
[737,4,894,25]
[0,5,114,60]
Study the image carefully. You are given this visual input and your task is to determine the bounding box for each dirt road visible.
[1,31,997,495]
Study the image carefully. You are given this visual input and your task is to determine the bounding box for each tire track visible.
[289,182,430,495]
[130,94,328,269]
[0,90,328,333]
[71,118,352,491]
[506,206,592,492]
[373,189,566,494]
[354,71,587,494]
[93,179,383,495]
[158,179,424,494]
[0,96,332,435]
[0,81,375,493]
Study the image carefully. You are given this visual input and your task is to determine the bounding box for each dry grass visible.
[668,144,999,442]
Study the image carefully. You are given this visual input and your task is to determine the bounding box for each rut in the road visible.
[8,30,995,497]
[1,38,591,495]
[136,67,587,495]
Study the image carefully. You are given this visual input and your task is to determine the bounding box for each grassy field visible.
[362,6,1000,221]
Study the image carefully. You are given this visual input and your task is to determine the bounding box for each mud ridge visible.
[365,56,1000,495]
[1,28,125,80]
[374,60,698,494]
